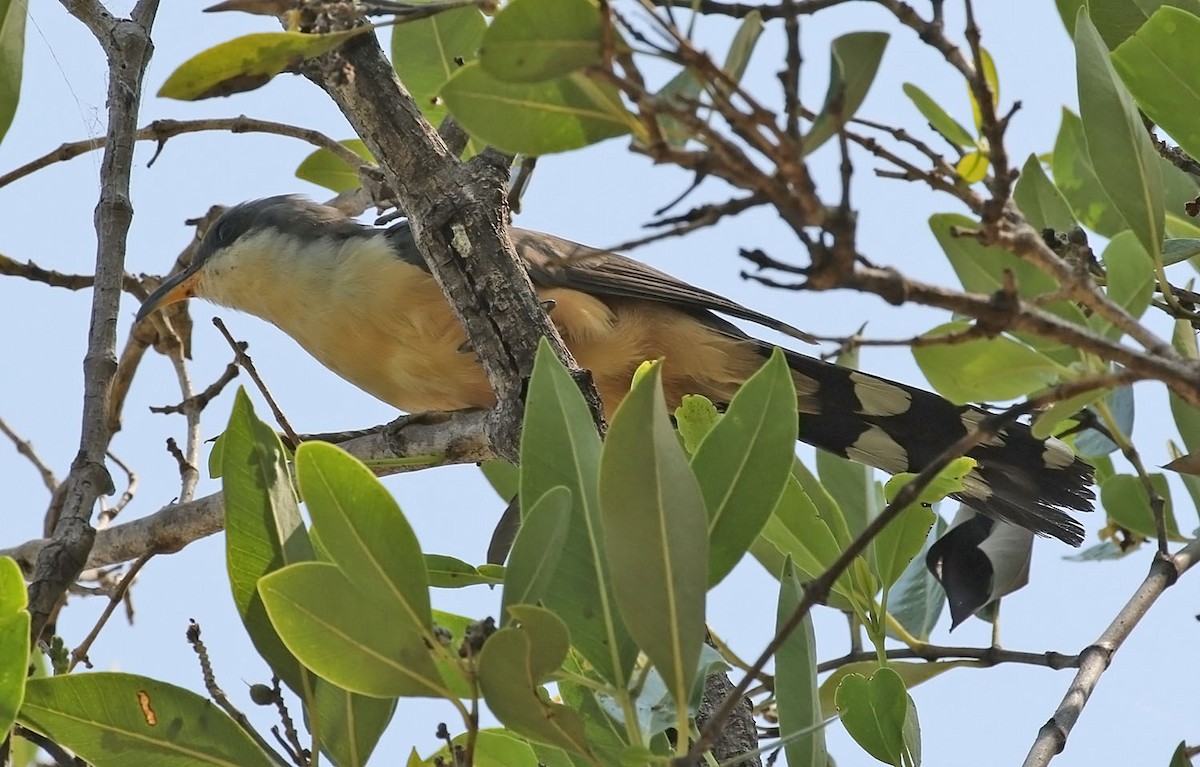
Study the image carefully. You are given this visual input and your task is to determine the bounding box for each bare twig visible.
[0,416,58,492]
[0,116,371,190]
[68,554,152,671]
[212,318,300,448]
[1022,538,1200,766]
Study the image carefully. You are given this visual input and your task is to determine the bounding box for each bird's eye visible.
[213,219,236,246]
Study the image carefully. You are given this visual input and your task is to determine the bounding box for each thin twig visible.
[212,318,301,448]
[1022,538,1200,766]
[0,416,58,492]
[68,554,153,671]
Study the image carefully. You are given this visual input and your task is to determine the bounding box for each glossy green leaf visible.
[692,349,797,586]
[392,5,486,126]
[914,322,1064,403]
[752,474,867,612]
[1052,108,1126,236]
[967,47,998,131]
[887,515,947,641]
[902,83,974,146]
[1113,7,1200,168]
[956,151,989,183]
[1031,384,1110,441]
[221,389,312,691]
[441,63,633,154]
[1014,153,1076,232]
[1092,232,1154,338]
[159,29,370,100]
[520,339,634,685]
[477,613,593,757]
[872,501,937,590]
[600,362,707,709]
[296,442,433,627]
[0,0,26,143]
[260,562,447,698]
[1086,0,1200,49]
[0,558,27,737]
[1170,320,1200,466]
[882,456,975,510]
[676,394,721,455]
[19,673,275,767]
[793,457,853,545]
[501,486,572,622]
[1100,473,1186,541]
[821,660,970,719]
[425,554,504,588]
[1163,238,1200,265]
[805,32,889,152]
[295,139,374,194]
[776,559,828,767]
[425,729,543,767]
[834,668,915,767]
[480,0,600,82]
[1076,10,1164,261]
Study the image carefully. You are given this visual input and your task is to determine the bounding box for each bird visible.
[136,195,1094,545]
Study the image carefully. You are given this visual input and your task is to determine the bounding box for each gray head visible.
[135,196,377,323]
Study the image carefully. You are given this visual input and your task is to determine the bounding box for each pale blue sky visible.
[0,1,1195,765]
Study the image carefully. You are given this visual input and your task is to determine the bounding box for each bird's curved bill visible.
[135,266,201,323]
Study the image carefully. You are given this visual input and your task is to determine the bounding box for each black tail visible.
[779,348,1094,546]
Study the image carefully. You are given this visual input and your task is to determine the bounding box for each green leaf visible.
[425,554,504,588]
[902,83,974,146]
[752,472,870,612]
[776,559,828,767]
[480,0,601,82]
[676,394,721,454]
[501,486,572,621]
[1169,740,1191,767]
[1113,6,1200,171]
[1163,238,1200,266]
[520,339,635,685]
[1092,232,1154,338]
[1014,153,1076,233]
[441,63,633,154]
[723,10,764,84]
[1075,9,1164,261]
[159,29,371,100]
[295,139,373,194]
[311,686,395,767]
[0,0,26,143]
[19,673,275,767]
[0,558,27,737]
[221,390,312,692]
[477,613,593,757]
[1086,0,1200,49]
[296,441,434,624]
[1100,473,1186,541]
[426,730,544,767]
[480,459,520,501]
[821,660,970,720]
[260,562,447,698]
[887,516,948,641]
[929,213,1087,364]
[692,349,797,587]
[805,32,890,153]
[882,456,975,510]
[956,151,989,183]
[967,47,999,132]
[834,668,916,767]
[871,501,937,590]
[1052,108,1126,236]
[600,361,707,710]
[392,5,486,126]
[913,322,1064,403]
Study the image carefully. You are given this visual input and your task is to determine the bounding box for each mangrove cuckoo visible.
[136,196,1094,545]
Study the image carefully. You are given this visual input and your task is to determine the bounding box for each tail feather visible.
[778,348,1094,546]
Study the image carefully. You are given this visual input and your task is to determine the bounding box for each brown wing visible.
[510,228,816,345]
